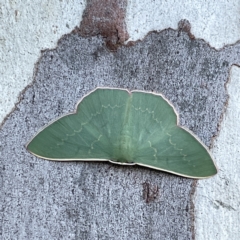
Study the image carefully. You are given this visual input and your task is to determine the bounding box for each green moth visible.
[27,88,217,179]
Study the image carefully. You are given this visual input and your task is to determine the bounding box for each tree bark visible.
[1,2,240,239]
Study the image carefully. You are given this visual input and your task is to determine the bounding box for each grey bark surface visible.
[1,25,240,239]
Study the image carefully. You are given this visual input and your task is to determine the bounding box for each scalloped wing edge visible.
[26,87,218,179]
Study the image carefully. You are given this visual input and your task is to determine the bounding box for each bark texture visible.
[1,22,240,239]
[79,0,129,50]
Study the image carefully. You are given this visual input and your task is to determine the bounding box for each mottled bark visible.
[79,0,129,51]
[1,21,239,238]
